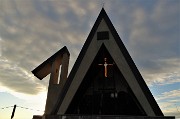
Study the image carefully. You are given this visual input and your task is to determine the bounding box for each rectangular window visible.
[97,31,109,40]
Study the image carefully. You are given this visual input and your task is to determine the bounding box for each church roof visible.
[51,8,163,116]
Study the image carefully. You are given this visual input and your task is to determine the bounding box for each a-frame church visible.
[32,8,175,119]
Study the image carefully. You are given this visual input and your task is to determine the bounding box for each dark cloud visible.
[0,0,179,90]
[0,57,45,94]
[93,1,180,87]
[106,0,180,85]
[0,0,100,95]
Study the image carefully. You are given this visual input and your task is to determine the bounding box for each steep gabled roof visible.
[52,8,163,116]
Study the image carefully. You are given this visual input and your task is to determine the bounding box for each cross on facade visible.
[98,58,113,77]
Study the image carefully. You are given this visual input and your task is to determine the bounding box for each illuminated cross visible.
[98,58,113,77]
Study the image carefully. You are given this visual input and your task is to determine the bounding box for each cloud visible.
[102,0,180,87]
[156,89,180,101]
[155,89,180,117]
[120,0,180,86]
[0,1,179,115]
[140,58,180,86]
[0,56,46,95]
[0,37,2,56]
[0,0,100,97]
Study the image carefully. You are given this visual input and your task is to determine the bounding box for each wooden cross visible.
[98,58,113,77]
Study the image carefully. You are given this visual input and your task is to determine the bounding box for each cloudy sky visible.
[0,0,179,119]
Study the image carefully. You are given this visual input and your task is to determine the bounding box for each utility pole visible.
[11,105,16,119]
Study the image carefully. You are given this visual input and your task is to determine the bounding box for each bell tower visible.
[32,46,70,114]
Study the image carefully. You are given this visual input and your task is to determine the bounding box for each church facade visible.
[32,8,175,119]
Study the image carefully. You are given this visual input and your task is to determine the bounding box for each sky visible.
[0,0,179,119]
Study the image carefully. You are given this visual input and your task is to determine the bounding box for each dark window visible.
[97,31,109,40]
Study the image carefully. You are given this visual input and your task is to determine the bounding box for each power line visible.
[17,105,44,112]
[1,105,44,112]
[1,106,14,109]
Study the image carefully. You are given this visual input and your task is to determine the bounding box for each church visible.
[32,8,175,119]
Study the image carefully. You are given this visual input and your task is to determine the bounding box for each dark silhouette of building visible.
[32,8,175,119]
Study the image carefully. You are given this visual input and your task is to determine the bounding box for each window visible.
[97,31,109,40]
